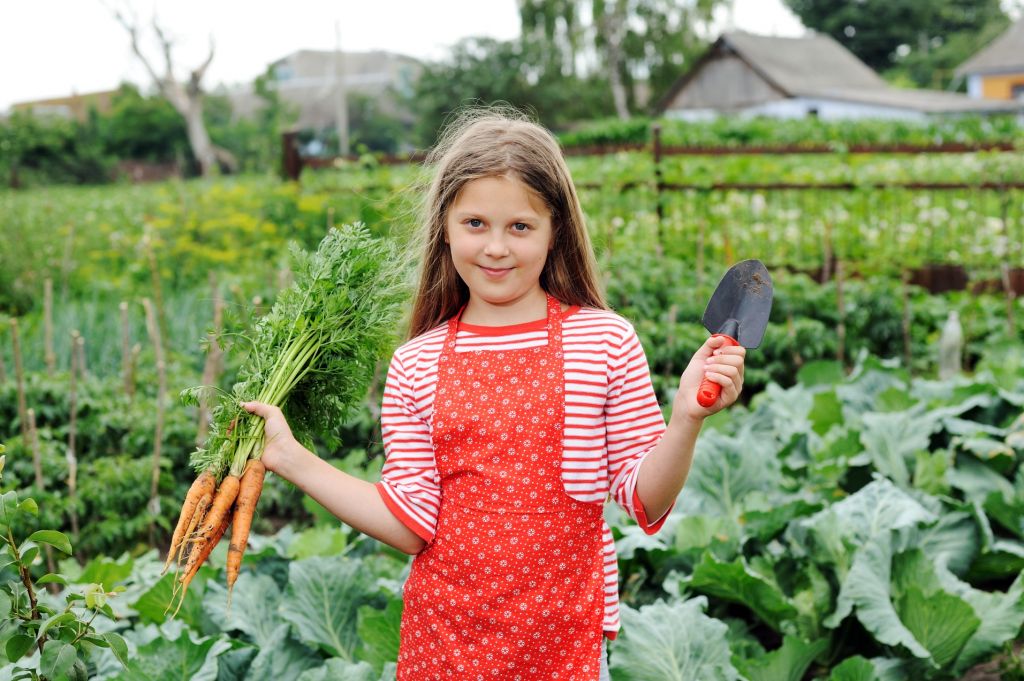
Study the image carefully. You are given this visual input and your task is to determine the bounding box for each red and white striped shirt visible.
[375,305,672,636]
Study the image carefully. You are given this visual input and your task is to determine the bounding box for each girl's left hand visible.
[673,335,746,422]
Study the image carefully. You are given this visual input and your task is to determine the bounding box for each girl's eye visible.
[511,223,529,232]
[467,219,484,228]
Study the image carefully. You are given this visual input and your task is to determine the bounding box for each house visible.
[227,49,422,130]
[955,19,1024,101]
[658,31,1022,121]
[10,89,117,121]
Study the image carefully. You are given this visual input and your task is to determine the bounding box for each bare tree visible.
[110,5,237,176]
[596,0,630,120]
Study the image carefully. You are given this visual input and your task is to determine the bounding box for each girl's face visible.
[445,175,553,320]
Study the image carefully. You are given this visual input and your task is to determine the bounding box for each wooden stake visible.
[11,319,28,444]
[1002,263,1017,338]
[67,331,81,544]
[120,302,134,400]
[0,322,8,386]
[74,333,87,379]
[142,298,167,546]
[25,409,59,588]
[901,269,913,375]
[836,260,846,367]
[663,304,679,383]
[44,278,56,376]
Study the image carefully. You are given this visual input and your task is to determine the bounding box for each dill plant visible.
[183,224,407,479]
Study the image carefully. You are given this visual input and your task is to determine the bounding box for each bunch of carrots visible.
[162,224,404,616]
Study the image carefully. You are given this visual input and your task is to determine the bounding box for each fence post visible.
[652,124,664,254]
[282,131,302,182]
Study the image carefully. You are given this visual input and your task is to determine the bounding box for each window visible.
[1012,83,1024,100]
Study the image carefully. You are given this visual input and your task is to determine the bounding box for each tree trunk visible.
[598,3,630,120]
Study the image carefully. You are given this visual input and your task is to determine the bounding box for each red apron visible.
[397,293,606,680]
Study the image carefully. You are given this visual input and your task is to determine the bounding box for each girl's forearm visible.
[634,415,703,522]
[272,440,427,555]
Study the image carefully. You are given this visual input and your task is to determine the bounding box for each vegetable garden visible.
[1,118,1024,679]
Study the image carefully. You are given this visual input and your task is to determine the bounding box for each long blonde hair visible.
[407,107,607,338]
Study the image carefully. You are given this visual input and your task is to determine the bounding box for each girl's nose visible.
[483,232,510,258]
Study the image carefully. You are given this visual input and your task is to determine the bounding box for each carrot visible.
[226,459,265,607]
[161,469,216,575]
[171,510,231,618]
[192,474,240,549]
[175,492,212,569]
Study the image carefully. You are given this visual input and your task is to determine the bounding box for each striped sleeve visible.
[605,321,672,535]
[375,351,441,543]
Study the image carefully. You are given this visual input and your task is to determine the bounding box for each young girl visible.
[243,110,745,680]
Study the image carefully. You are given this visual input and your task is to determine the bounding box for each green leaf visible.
[6,633,35,662]
[287,524,348,560]
[953,573,1024,673]
[17,498,38,516]
[827,656,880,681]
[809,390,843,436]
[741,500,822,544]
[202,572,284,649]
[897,585,979,667]
[798,360,846,387]
[132,572,205,628]
[296,659,380,681]
[244,623,322,680]
[36,573,68,586]
[734,635,828,681]
[859,409,937,487]
[40,641,77,679]
[912,450,949,496]
[36,612,76,641]
[115,629,231,681]
[357,598,403,673]
[0,490,20,526]
[101,630,130,667]
[27,530,72,555]
[281,555,379,659]
[77,553,134,588]
[689,553,798,631]
[611,598,743,681]
[824,535,931,658]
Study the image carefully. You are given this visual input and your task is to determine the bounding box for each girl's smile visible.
[446,175,553,325]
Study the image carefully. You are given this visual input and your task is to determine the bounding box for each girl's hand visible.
[240,401,298,474]
[673,336,746,422]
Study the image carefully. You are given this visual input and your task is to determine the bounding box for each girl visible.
[243,109,745,680]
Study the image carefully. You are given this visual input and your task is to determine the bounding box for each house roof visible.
[659,30,1022,114]
[721,31,888,96]
[955,19,1024,77]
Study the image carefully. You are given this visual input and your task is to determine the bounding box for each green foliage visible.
[101,84,189,164]
[186,224,407,478]
[782,0,1010,86]
[0,445,129,681]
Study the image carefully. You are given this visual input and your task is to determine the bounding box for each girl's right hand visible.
[240,401,298,474]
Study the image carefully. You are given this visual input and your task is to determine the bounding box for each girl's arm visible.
[634,335,745,521]
[241,401,427,555]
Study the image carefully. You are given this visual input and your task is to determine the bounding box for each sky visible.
[0,0,806,112]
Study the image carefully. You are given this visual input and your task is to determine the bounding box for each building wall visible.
[980,73,1024,100]
[665,97,928,122]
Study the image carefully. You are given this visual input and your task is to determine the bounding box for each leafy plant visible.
[0,444,129,680]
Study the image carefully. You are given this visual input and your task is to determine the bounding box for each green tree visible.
[783,0,1010,88]
[408,36,613,145]
[519,0,727,116]
[100,83,189,164]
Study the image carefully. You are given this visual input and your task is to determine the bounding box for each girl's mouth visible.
[479,266,512,279]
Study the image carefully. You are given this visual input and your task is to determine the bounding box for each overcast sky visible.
[0,0,807,112]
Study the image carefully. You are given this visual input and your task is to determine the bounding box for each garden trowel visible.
[697,259,773,407]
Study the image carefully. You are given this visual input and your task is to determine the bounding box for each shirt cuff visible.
[631,486,673,535]
[375,481,435,544]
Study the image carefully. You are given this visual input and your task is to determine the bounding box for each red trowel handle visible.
[697,334,740,408]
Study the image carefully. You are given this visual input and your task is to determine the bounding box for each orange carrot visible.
[226,459,265,606]
[171,511,231,618]
[161,469,216,575]
[192,474,240,548]
[175,492,212,569]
